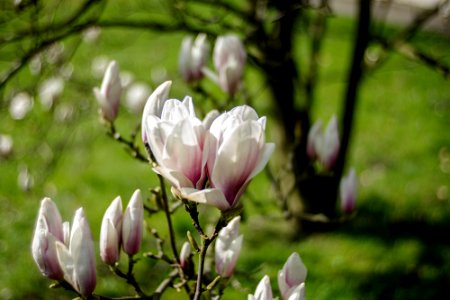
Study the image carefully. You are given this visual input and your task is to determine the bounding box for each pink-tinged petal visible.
[93,61,121,122]
[100,219,120,265]
[286,283,306,300]
[179,242,191,270]
[229,105,258,121]
[340,168,358,214]
[154,166,194,189]
[179,187,230,211]
[55,241,75,286]
[203,110,220,129]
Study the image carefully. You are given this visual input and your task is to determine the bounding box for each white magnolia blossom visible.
[185,105,274,210]
[38,77,64,110]
[278,252,307,300]
[31,198,65,280]
[215,216,243,277]
[93,60,122,122]
[100,196,123,265]
[55,208,96,297]
[9,92,33,120]
[248,275,274,300]
[307,115,340,170]
[122,189,144,256]
[179,33,209,82]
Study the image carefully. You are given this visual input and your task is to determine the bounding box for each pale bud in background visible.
[56,208,96,296]
[306,119,322,159]
[100,196,123,265]
[307,115,340,170]
[38,77,64,111]
[213,34,246,95]
[248,275,274,300]
[340,168,358,214]
[215,216,243,277]
[278,252,307,300]
[0,134,13,158]
[9,92,33,120]
[31,197,64,280]
[179,33,209,82]
[93,60,122,122]
[122,189,144,256]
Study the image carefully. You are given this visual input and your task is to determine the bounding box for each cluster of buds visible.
[179,33,246,96]
[100,189,144,265]
[31,198,96,297]
[307,115,340,171]
[249,252,307,300]
[142,81,275,211]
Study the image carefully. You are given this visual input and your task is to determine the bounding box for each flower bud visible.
[215,216,243,277]
[56,208,96,297]
[179,33,209,82]
[340,168,358,214]
[179,241,191,270]
[248,275,274,300]
[122,189,144,256]
[93,60,122,122]
[31,197,64,280]
[100,196,123,265]
[307,115,340,170]
[278,252,307,300]
[213,34,246,95]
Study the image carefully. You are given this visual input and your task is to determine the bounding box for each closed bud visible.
[179,242,191,270]
[31,197,64,280]
[215,216,243,277]
[122,189,144,256]
[100,196,123,265]
[308,115,340,170]
[340,168,358,214]
[278,252,307,300]
[56,208,96,297]
[248,275,274,300]
[179,33,209,82]
[93,60,122,122]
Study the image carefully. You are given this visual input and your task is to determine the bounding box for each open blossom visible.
[56,208,96,297]
[278,252,307,300]
[144,83,208,193]
[179,33,209,82]
[100,196,123,265]
[122,189,144,256]
[307,115,340,170]
[340,168,358,214]
[248,275,274,300]
[185,105,274,210]
[93,60,122,122]
[215,216,243,277]
[31,197,64,280]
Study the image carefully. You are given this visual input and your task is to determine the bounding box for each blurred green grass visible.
[1,9,450,300]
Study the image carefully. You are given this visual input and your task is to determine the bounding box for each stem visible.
[335,0,372,180]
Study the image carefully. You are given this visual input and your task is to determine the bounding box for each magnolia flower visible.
[93,60,122,122]
[185,105,274,210]
[179,33,209,82]
[248,275,274,300]
[141,81,172,144]
[100,196,123,265]
[212,34,246,95]
[38,77,64,110]
[9,92,33,120]
[179,241,191,270]
[285,283,306,300]
[215,216,243,277]
[122,189,144,256]
[56,208,96,296]
[340,168,358,214]
[31,197,64,280]
[278,252,307,300]
[144,87,208,193]
[307,116,340,170]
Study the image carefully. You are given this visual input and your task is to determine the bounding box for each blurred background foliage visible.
[0,0,449,299]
